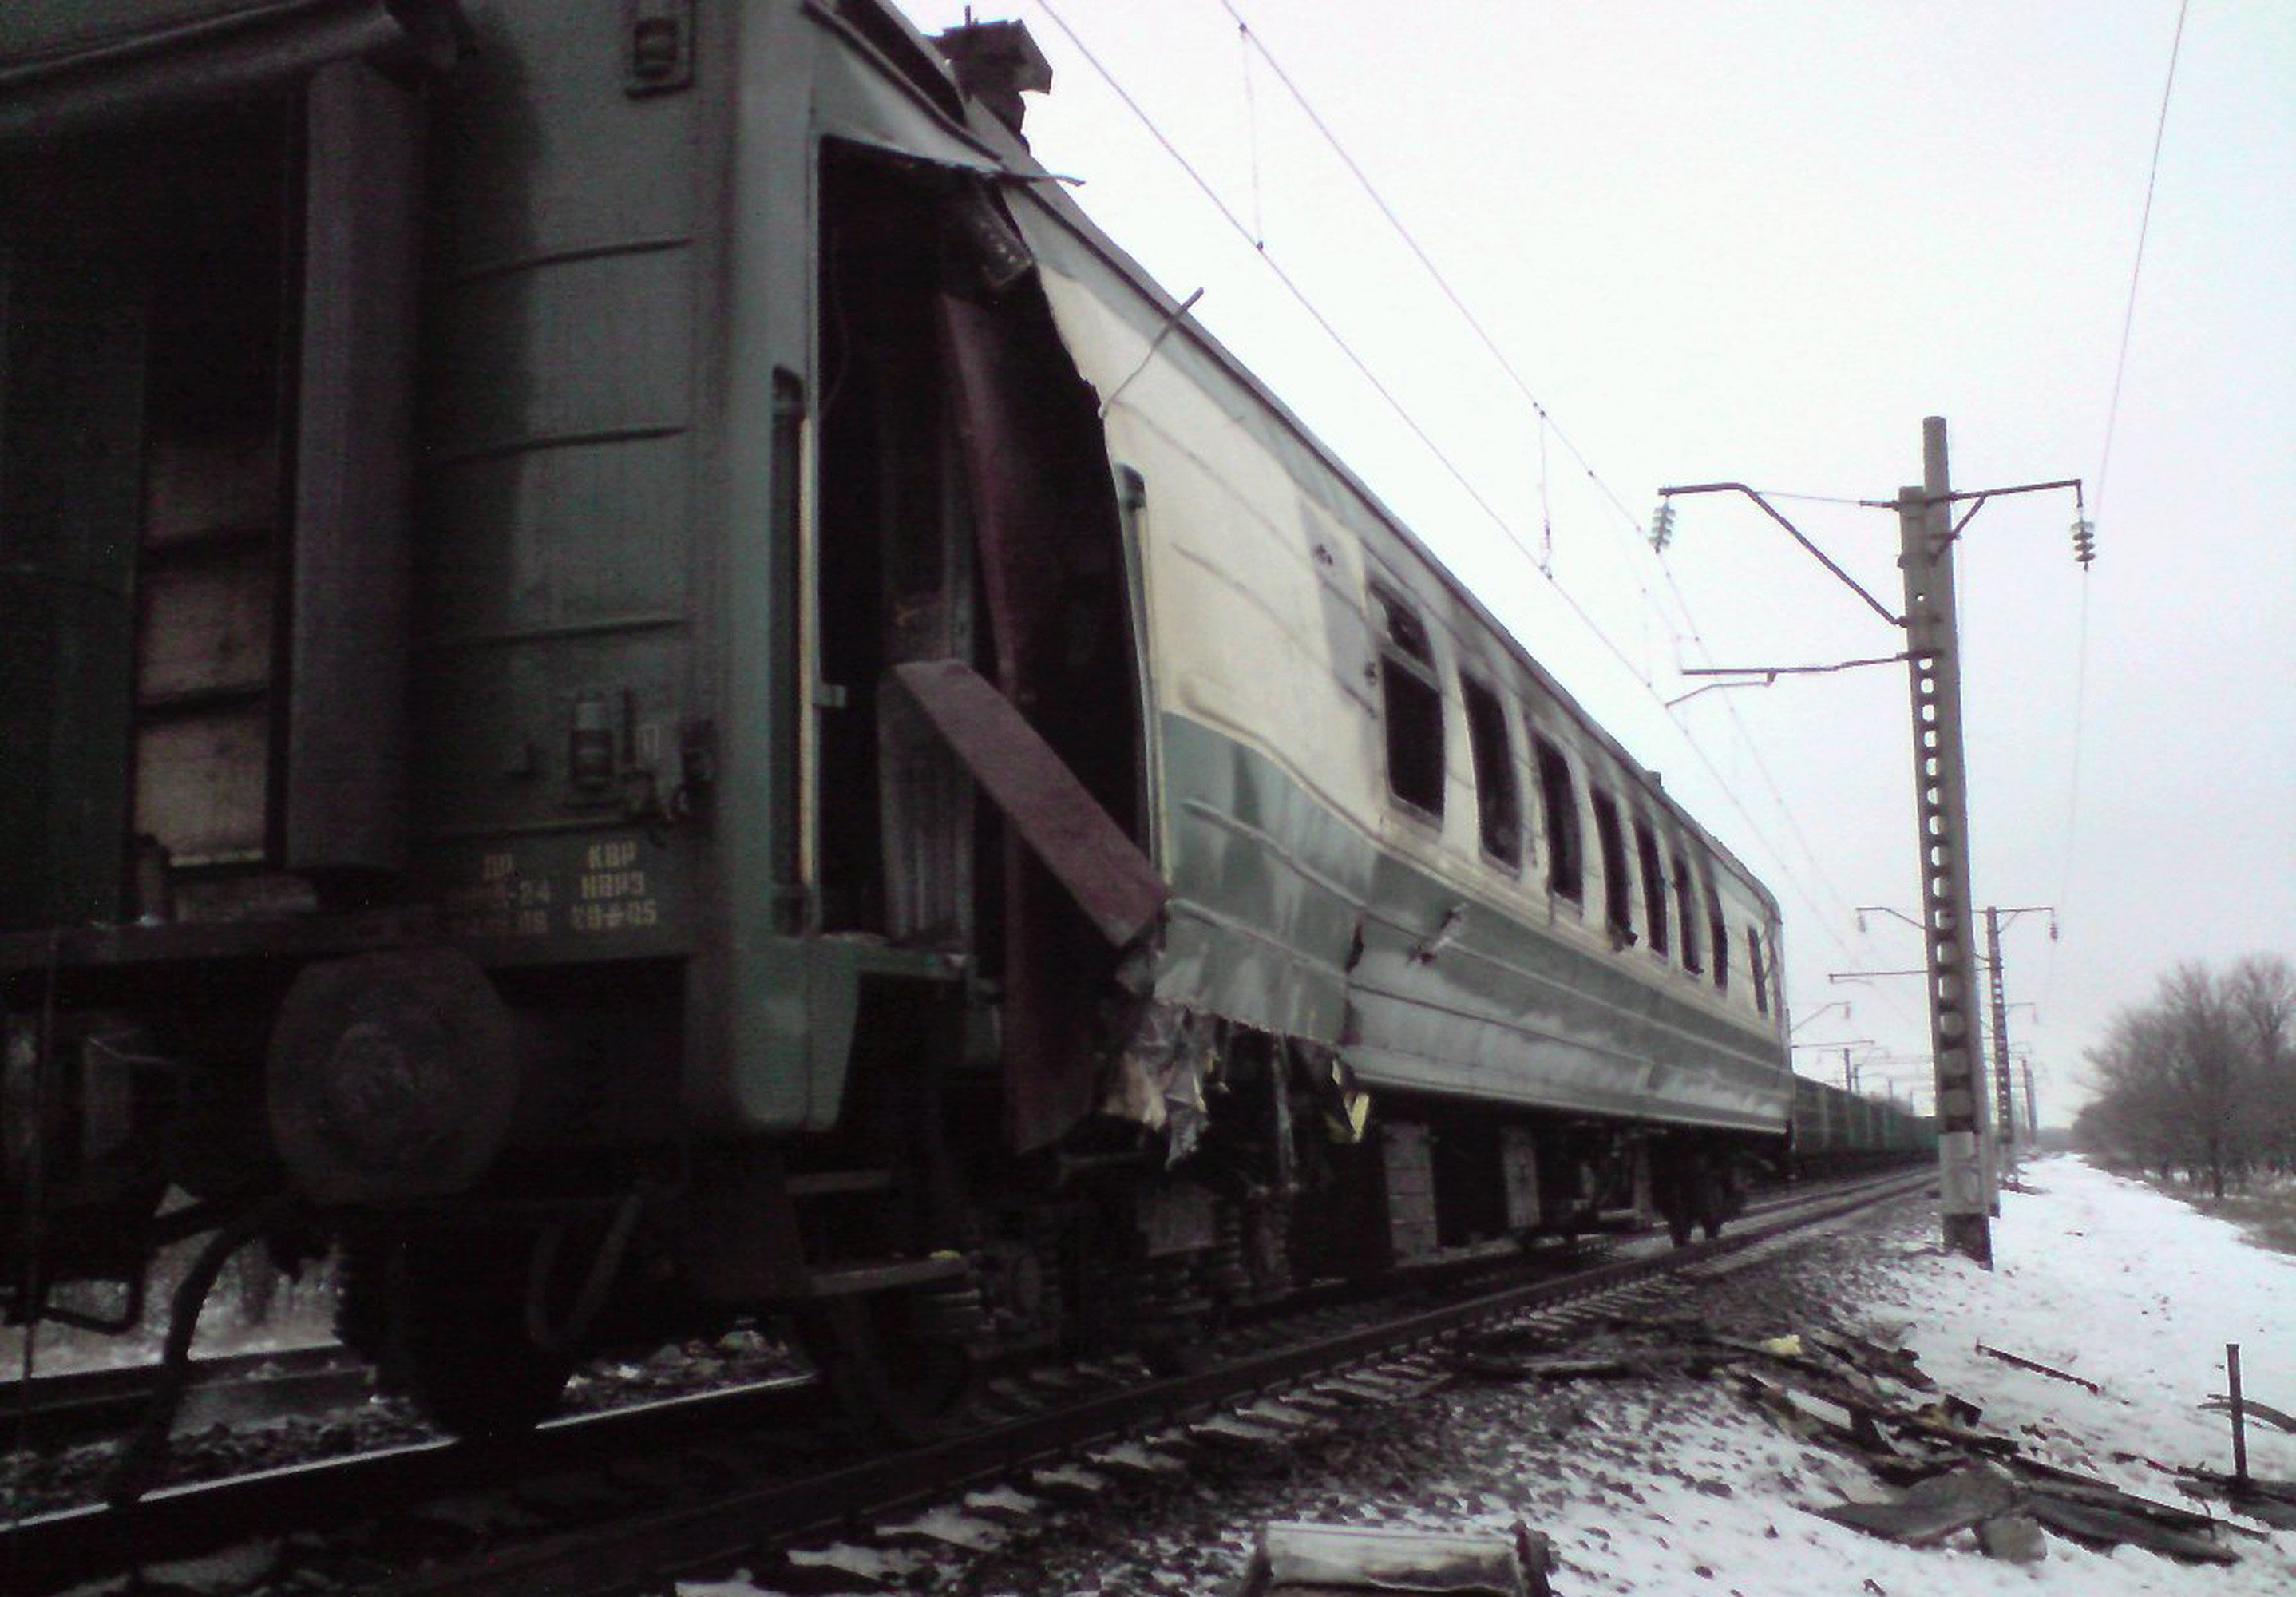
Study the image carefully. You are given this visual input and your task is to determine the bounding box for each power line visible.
[1209,1,1692,637]
[1213,0,1635,534]
[1035,1,1908,1018]
[1031,0,1659,699]
[2047,0,2186,1020]
[1205,2,1907,1001]
[2096,0,2189,511]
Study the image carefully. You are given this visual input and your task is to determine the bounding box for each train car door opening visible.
[811,142,1148,1150]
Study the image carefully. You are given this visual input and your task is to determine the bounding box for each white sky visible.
[903,1,2296,1119]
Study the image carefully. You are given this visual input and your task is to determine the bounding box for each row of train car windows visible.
[1372,585,1779,1016]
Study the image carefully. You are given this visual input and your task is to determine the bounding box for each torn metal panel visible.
[810,26,1003,175]
[931,271,1148,1155]
[1097,998,1213,1164]
[2022,1494,2239,1564]
[892,660,1166,948]
[1816,1463,2021,1547]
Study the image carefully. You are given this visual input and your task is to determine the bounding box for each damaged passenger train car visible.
[0,1,1796,1437]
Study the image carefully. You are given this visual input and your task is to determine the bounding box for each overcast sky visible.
[904,1,2296,1120]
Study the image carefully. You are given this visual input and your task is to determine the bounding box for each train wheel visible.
[799,1293,977,1445]
[397,1237,575,1440]
[1695,1171,1732,1242]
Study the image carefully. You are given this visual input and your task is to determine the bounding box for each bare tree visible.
[2226,955,2295,1176]
[2077,957,2290,1198]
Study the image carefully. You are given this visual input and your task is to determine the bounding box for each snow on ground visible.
[1505,1155,2296,1597]
[0,1294,333,1378]
[958,1155,2296,1595]
[1892,1156,2295,1505]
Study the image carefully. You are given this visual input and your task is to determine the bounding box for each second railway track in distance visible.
[2,1169,1928,1597]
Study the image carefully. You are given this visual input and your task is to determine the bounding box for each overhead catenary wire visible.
[2045,0,2186,1026]
[1032,0,1917,1016]
[1030,0,1658,699]
[2094,0,2188,515]
[1209,0,1685,628]
[1234,8,1265,248]
[1207,1,1916,1010]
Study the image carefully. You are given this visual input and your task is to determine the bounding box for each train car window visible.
[1459,675,1521,867]
[1708,890,1729,991]
[1591,791,1633,943]
[1534,736,1582,902]
[1673,854,1702,973]
[1372,588,1444,818]
[1633,819,1669,957]
[1748,928,1770,1015]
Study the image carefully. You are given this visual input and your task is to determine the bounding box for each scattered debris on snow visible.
[1975,1341,2102,1393]
[1236,1520,1552,1597]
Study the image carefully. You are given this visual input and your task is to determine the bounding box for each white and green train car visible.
[0,0,1795,1440]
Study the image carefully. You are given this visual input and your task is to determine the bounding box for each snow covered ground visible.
[1892,1156,2294,1519]
[942,1155,2296,1595]
[1504,1156,2296,1597]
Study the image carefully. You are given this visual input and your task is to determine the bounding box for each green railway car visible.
[1790,1075,1934,1172]
[3,2,1803,1439]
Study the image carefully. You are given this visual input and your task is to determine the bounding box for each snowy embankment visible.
[1890,1157,2294,1509]
[1510,1155,2296,1597]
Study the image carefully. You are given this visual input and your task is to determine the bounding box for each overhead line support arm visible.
[1655,481,1904,627]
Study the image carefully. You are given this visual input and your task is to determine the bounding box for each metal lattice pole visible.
[1985,906,2017,1160]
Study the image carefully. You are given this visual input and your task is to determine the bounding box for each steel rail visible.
[4,1343,361,1454]
[1,1167,1926,1595]
[0,1373,822,1595]
[374,1169,1931,1597]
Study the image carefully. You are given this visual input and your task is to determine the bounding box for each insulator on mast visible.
[2071,517,2096,568]
[1650,499,1676,553]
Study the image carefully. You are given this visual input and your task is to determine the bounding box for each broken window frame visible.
[1673,850,1703,974]
[1369,584,1445,822]
[1532,733,1582,905]
[1707,883,1729,993]
[1633,816,1669,958]
[1591,789,1633,945]
[1458,672,1522,871]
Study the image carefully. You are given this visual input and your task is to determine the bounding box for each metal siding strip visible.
[1156,714,1790,1134]
[892,660,1168,949]
[286,59,419,874]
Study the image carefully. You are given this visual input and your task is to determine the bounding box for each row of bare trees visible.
[2072,955,2294,1197]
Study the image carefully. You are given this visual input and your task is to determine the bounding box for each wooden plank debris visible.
[1974,1341,2100,1393]
[2201,1395,2296,1434]
[1728,1322,2251,1568]
[2176,1468,2296,1530]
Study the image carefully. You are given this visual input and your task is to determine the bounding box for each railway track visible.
[3,1343,366,1456]
[0,1167,1928,1595]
